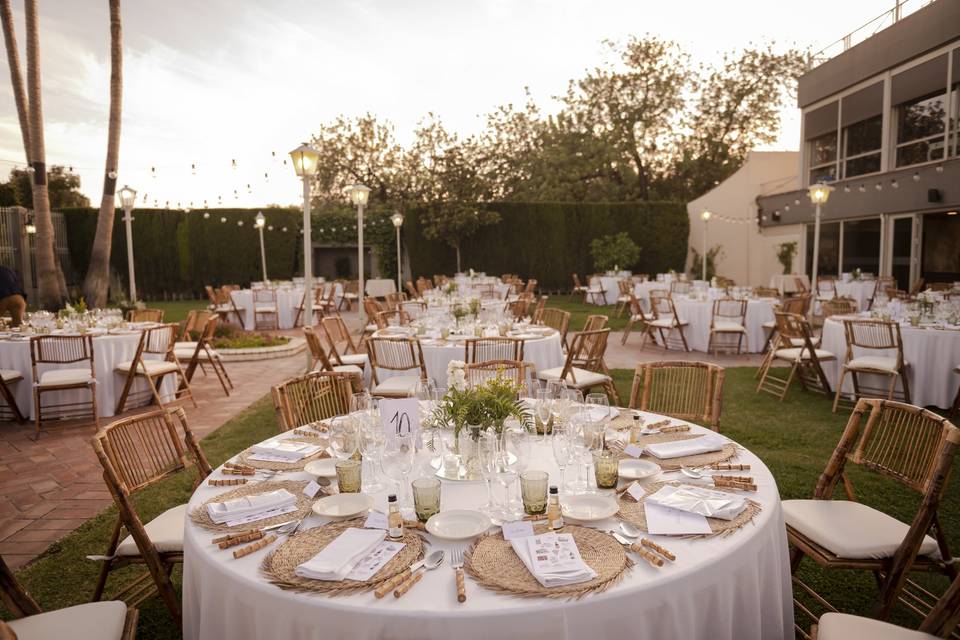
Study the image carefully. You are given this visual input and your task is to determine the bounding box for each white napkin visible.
[510,532,597,588]
[645,434,726,460]
[250,439,323,461]
[645,484,746,521]
[205,489,298,524]
[295,528,386,581]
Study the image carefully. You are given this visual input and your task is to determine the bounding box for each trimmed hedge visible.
[403,201,688,291]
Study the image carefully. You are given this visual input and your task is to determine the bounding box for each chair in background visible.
[206,286,245,326]
[785,399,958,627]
[366,337,427,398]
[570,273,588,302]
[952,365,960,419]
[581,314,608,333]
[815,277,837,303]
[833,319,910,412]
[339,280,360,311]
[538,308,571,346]
[524,279,538,296]
[927,282,952,292]
[531,295,548,323]
[303,326,363,389]
[793,277,809,293]
[30,335,98,438]
[629,361,725,432]
[91,407,212,626]
[670,280,691,296]
[465,337,524,364]
[758,294,812,374]
[465,359,535,388]
[174,315,232,396]
[614,280,632,318]
[757,312,835,401]
[648,292,689,351]
[292,286,327,327]
[272,371,353,431]
[508,298,530,320]
[867,276,897,309]
[400,300,427,321]
[114,324,196,414]
[320,316,368,371]
[585,277,607,305]
[1,554,137,639]
[126,308,164,323]
[252,288,279,330]
[176,309,212,344]
[0,369,24,423]
[385,291,408,310]
[821,297,858,318]
[707,298,748,355]
[620,292,654,347]
[537,328,620,405]
[753,286,780,298]
[374,309,410,329]
[404,280,420,299]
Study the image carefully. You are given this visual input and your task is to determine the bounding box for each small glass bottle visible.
[630,414,643,444]
[387,494,404,540]
[546,485,563,530]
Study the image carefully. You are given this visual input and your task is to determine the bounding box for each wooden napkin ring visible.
[660,424,690,433]
[714,474,752,484]
[233,534,276,559]
[641,538,676,561]
[209,478,248,487]
[224,462,254,471]
[403,520,427,531]
[455,568,466,603]
[394,569,424,598]
[212,530,256,545]
[713,478,757,492]
[374,569,412,598]
[645,419,671,431]
[712,463,750,471]
[218,530,264,550]
[222,467,255,476]
[630,543,664,567]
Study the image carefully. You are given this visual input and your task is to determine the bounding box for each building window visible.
[808,131,838,183]
[950,82,959,157]
[841,115,882,178]
[805,221,840,277]
[895,91,947,167]
[841,218,881,274]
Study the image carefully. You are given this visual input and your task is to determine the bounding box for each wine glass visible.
[535,390,553,438]
[568,420,594,494]
[586,392,610,422]
[493,445,519,521]
[477,430,499,515]
[329,417,360,461]
[359,420,386,493]
[350,391,371,415]
[504,427,531,512]
[546,379,566,402]
[551,424,573,491]
[381,435,416,507]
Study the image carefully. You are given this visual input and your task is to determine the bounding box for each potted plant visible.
[776,242,798,275]
[589,232,640,273]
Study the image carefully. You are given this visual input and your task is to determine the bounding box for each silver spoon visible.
[394,550,445,598]
[620,521,642,539]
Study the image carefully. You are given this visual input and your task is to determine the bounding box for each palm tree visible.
[0,0,31,164]
[82,0,122,307]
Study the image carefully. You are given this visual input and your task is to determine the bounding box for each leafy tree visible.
[589,232,641,272]
[689,244,725,280]
[0,166,90,208]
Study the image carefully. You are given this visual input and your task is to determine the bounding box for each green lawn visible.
[543,297,629,331]
[4,369,957,638]
[141,300,208,324]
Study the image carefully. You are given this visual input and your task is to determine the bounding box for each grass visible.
[4,369,958,638]
[141,300,208,324]
[543,297,629,331]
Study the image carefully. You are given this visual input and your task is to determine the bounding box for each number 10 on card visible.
[379,398,420,447]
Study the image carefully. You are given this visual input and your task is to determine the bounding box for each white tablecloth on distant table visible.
[587,276,624,305]
[652,296,777,353]
[0,332,175,419]
[769,274,809,295]
[820,316,960,409]
[374,331,565,385]
[366,279,396,298]
[231,283,343,331]
[834,280,877,310]
[633,281,671,310]
[183,414,792,640]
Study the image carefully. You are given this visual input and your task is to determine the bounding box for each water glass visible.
[520,470,549,515]
[335,459,362,493]
[592,450,619,490]
[412,477,441,522]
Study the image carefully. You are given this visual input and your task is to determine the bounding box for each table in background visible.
[587,276,624,305]
[366,280,396,298]
[652,296,776,353]
[183,413,792,640]
[231,283,343,331]
[769,274,809,295]
[834,280,877,311]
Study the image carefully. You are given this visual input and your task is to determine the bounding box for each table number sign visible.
[379,398,420,447]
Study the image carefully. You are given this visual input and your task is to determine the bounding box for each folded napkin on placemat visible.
[206,489,298,524]
[645,484,746,521]
[510,532,597,588]
[249,439,323,462]
[295,528,386,581]
[645,434,725,460]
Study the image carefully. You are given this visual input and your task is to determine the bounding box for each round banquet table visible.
[231,283,343,331]
[587,276,623,305]
[0,330,176,419]
[820,316,960,409]
[654,296,776,353]
[834,280,876,311]
[182,412,792,640]
[633,281,670,310]
[372,330,566,385]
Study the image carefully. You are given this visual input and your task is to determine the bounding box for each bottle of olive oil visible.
[547,485,563,530]
[387,494,404,540]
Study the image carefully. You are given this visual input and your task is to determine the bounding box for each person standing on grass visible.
[0,265,27,326]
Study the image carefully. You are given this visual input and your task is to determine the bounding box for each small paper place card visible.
[364,511,388,530]
[501,520,535,541]
[644,502,712,535]
[623,443,644,458]
[626,482,646,503]
[345,541,405,581]
[303,480,322,498]
[224,504,298,528]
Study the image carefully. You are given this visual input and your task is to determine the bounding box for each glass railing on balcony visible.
[808,0,932,68]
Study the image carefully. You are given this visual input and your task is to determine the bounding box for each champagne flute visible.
[535,390,553,437]
[477,430,499,515]
[359,420,386,493]
[551,424,573,491]
[382,435,415,507]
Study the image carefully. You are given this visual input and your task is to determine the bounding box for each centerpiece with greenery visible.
[776,241,798,275]
[451,303,468,327]
[590,232,640,273]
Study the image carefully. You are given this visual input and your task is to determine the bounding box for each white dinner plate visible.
[561,494,619,522]
[303,458,338,478]
[425,510,491,540]
[618,458,661,481]
[312,493,373,520]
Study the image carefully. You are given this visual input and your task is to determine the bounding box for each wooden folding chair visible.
[629,361,725,431]
[833,319,910,412]
[707,298,748,354]
[375,309,410,329]
[570,273,588,301]
[30,335,98,438]
[648,292,689,351]
[292,286,325,327]
[385,291,408,310]
[338,280,360,311]
[531,295,548,324]
[114,324,196,414]
[537,328,620,405]
[400,300,427,321]
[465,359,535,388]
[1,554,137,639]
[303,326,364,390]
[621,292,654,347]
[539,308,571,346]
[669,281,691,296]
[174,315,232,396]
[126,308,164,323]
[786,399,959,632]
[404,280,420,299]
[614,280,632,318]
[508,298,530,320]
[0,369,25,423]
[320,315,365,365]
[91,407,212,626]
[272,371,353,431]
[211,286,245,326]
[366,337,427,398]
[867,276,896,310]
[757,312,835,401]
[753,287,780,298]
[252,288,279,330]
[815,277,837,303]
[582,314,608,333]
[585,276,607,305]
[465,337,524,364]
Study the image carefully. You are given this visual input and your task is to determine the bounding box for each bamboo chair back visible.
[127,308,165,323]
[138,323,178,360]
[711,298,747,327]
[465,360,532,388]
[566,328,610,373]
[524,279,537,294]
[629,361,725,431]
[364,297,384,320]
[843,319,903,357]
[303,326,329,370]
[582,314,608,333]
[816,277,837,299]
[465,337,524,363]
[375,309,410,329]
[885,287,911,300]
[539,308,571,342]
[753,287,780,298]
[385,292,408,310]
[273,371,353,431]
[822,297,858,317]
[793,277,809,292]
[204,285,218,306]
[321,316,358,357]
[781,294,811,315]
[479,288,501,301]
[572,273,585,290]
[253,288,277,305]
[30,334,94,368]
[366,337,426,376]
[508,299,529,319]
[404,281,420,299]
[180,315,219,379]
[179,309,213,342]
[400,300,427,320]
[531,296,548,323]
[670,281,691,295]
[650,292,680,323]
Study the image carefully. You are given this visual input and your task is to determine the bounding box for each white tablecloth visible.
[587,276,623,305]
[232,284,342,331]
[769,274,809,295]
[0,332,176,419]
[183,414,792,640]
[820,317,960,409]
[653,297,776,353]
[633,281,671,310]
[374,332,565,385]
[366,279,396,298]
[834,280,877,311]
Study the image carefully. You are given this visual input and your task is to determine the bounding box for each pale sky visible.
[0,0,905,209]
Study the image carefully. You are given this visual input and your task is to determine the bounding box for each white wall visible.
[686,151,801,286]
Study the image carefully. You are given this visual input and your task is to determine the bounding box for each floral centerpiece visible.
[468,298,481,317]
[451,303,468,326]
[852,268,862,280]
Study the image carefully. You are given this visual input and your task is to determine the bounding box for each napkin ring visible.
[233,534,276,559]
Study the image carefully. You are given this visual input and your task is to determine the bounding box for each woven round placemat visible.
[464,524,632,600]
[190,480,314,532]
[260,518,424,596]
[618,481,761,539]
[236,438,330,471]
[608,434,738,470]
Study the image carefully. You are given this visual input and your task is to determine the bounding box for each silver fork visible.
[451,547,467,603]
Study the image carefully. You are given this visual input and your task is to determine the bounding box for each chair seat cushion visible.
[774,347,835,362]
[789,336,821,347]
[254,304,277,312]
[372,375,421,396]
[1,368,23,383]
[115,360,180,376]
[846,356,902,373]
[37,368,93,387]
[174,347,220,361]
[816,612,938,640]
[630,313,650,322]
[783,499,938,560]
[7,600,128,640]
[337,353,368,367]
[761,320,775,329]
[116,503,186,556]
[538,366,609,388]
[712,320,746,332]
[649,317,686,328]
[332,364,363,376]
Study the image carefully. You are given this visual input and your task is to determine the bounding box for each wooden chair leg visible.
[621,319,634,345]
[677,327,690,352]
[92,518,124,601]
[831,368,847,412]
[0,381,25,423]
[899,368,911,405]
[33,387,42,440]
[115,369,137,415]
